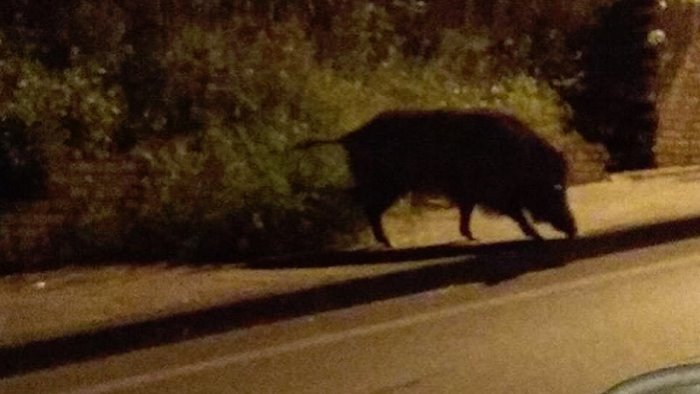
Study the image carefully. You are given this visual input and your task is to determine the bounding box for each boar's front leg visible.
[510,210,543,241]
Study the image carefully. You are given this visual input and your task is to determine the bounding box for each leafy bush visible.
[124,18,365,258]
[0,34,125,156]
[0,2,601,266]
[65,8,574,261]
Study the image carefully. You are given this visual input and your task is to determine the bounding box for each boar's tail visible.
[294,138,343,150]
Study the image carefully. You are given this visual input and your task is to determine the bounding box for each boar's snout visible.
[529,187,577,239]
[552,207,577,238]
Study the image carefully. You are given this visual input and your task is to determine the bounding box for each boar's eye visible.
[553,184,563,191]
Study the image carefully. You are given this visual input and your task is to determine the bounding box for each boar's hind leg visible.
[457,201,477,241]
[355,185,402,248]
[510,210,543,241]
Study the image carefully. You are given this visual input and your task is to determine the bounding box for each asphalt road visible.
[4,237,700,394]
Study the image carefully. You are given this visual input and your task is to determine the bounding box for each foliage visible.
[0,33,125,156]
[0,0,619,266]
[569,0,662,171]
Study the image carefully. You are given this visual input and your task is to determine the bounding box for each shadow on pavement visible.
[248,215,700,275]
[3,216,700,378]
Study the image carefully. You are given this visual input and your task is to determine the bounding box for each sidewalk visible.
[3,166,700,375]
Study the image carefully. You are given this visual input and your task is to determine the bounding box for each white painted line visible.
[60,253,700,394]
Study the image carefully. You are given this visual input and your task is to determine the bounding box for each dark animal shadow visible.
[248,215,700,286]
[5,216,700,378]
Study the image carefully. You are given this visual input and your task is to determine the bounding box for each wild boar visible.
[299,109,577,247]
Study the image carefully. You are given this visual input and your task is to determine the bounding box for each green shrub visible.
[163,17,313,127]
[0,35,125,157]
[124,10,574,260]
[1,2,598,266]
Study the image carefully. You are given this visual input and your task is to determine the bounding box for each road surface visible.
[4,237,700,393]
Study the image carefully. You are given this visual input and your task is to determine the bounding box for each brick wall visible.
[561,138,609,185]
[0,136,605,271]
[655,3,700,166]
[0,154,146,271]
